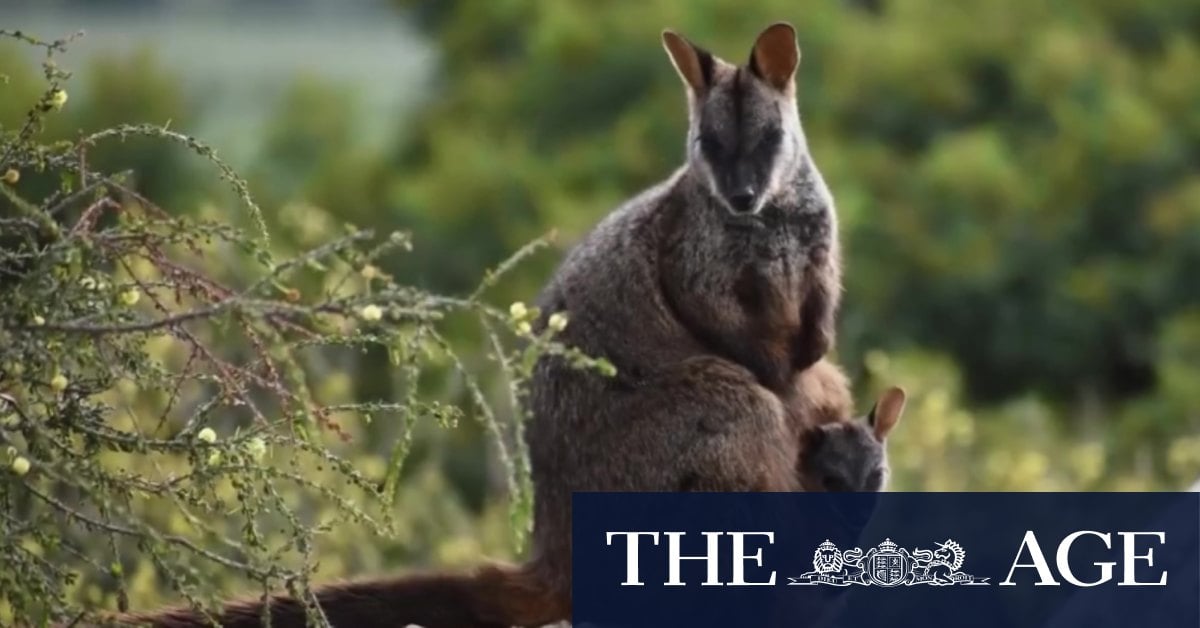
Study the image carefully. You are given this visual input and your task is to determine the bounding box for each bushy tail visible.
[109,561,568,628]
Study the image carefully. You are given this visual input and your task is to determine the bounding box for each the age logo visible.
[789,538,989,587]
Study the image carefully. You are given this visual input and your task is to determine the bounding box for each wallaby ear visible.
[867,387,906,441]
[748,22,799,90]
[662,29,713,93]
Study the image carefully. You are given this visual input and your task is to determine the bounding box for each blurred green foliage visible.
[392,0,1200,489]
[2,0,1200,619]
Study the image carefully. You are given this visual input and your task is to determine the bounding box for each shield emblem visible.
[868,552,907,586]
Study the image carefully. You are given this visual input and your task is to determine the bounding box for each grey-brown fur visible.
[797,387,906,492]
[524,22,851,611]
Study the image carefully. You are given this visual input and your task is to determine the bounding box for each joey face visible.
[662,23,808,216]
[801,422,887,492]
[800,387,907,493]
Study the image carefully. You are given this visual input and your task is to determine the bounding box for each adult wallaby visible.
[116,23,906,628]
[521,23,871,622]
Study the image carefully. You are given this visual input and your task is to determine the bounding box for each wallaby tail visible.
[108,561,568,628]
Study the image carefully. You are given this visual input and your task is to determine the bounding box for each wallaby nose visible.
[728,188,756,213]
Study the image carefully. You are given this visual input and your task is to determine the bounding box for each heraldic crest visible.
[788,538,990,587]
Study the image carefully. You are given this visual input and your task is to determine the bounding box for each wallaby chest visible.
[730,203,833,316]
[658,193,834,390]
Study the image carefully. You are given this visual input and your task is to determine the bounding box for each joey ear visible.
[662,29,714,93]
[748,22,799,90]
[867,387,906,441]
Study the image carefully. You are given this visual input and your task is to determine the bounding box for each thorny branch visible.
[0,29,608,628]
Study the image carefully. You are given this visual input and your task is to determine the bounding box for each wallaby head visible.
[662,22,807,216]
[799,387,907,492]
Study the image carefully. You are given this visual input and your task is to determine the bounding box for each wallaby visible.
[518,24,846,622]
[114,23,903,628]
[798,386,906,492]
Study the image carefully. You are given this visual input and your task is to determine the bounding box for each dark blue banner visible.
[572,492,1199,628]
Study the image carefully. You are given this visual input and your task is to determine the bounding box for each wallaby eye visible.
[864,469,884,492]
[699,133,723,160]
[748,128,782,160]
[756,127,782,153]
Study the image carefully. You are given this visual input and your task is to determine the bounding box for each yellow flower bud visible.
[48,89,68,110]
[196,427,217,444]
[517,321,533,335]
[207,450,222,466]
[360,265,379,280]
[245,437,267,462]
[10,456,30,476]
[2,169,18,185]
[31,315,45,327]
[119,289,140,306]
[548,312,569,332]
[509,302,528,320]
[359,304,383,321]
[49,373,68,392]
